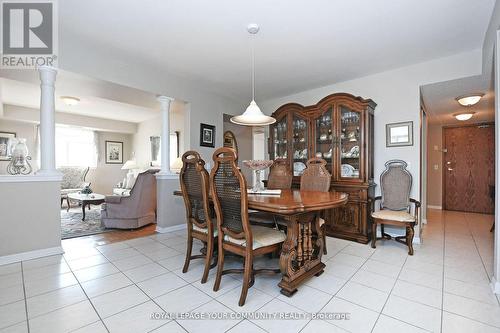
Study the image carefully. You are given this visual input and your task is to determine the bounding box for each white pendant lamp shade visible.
[454,112,475,121]
[231,100,276,126]
[230,24,275,126]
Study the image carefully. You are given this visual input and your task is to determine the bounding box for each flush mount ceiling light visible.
[60,96,80,106]
[230,24,276,126]
[455,93,484,107]
[454,112,476,121]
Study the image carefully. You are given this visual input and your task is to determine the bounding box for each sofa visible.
[100,169,158,229]
[59,166,90,207]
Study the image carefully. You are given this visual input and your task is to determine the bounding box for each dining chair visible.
[371,160,420,255]
[249,159,292,228]
[300,158,331,254]
[210,147,286,306]
[179,151,217,284]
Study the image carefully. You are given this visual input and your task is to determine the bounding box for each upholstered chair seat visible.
[223,225,286,249]
[193,223,219,236]
[371,210,416,222]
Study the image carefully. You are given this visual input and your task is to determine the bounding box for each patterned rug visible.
[61,207,112,239]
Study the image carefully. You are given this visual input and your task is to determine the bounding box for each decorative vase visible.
[242,160,274,192]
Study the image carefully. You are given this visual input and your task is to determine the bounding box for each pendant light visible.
[230,24,276,126]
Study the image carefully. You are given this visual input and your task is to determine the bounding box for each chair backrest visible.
[179,151,212,230]
[267,159,293,190]
[124,169,158,215]
[300,158,331,192]
[380,160,412,211]
[59,166,89,189]
[210,147,251,243]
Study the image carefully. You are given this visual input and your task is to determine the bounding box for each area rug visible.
[61,207,112,239]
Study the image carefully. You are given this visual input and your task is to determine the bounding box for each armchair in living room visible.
[100,169,158,229]
[59,166,90,208]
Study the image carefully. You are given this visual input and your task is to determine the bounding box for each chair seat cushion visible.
[61,188,81,195]
[372,210,416,222]
[224,225,286,249]
[193,224,218,236]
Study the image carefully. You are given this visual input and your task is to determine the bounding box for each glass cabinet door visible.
[273,116,288,160]
[292,115,308,176]
[314,107,333,173]
[339,106,362,179]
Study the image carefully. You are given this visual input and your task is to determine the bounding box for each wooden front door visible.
[443,124,494,213]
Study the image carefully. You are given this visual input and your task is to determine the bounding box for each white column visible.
[36,66,59,177]
[157,95,174,175]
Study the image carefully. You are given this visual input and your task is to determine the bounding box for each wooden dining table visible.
[174,188,348,296]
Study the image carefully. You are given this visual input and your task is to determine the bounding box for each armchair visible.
[100,169,158,229]
[371,160,420,255]
[59,166,89,208]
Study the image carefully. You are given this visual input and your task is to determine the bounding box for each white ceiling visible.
[0,70,161,123]
[60,0,496,101]
[421,75,495,125]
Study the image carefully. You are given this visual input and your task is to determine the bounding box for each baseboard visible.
[491,276,500,294]
[413,237,421,245]
[0,246,64,266]
[422,218,428,225]
[155,224,186,234]
[427,205,442,210]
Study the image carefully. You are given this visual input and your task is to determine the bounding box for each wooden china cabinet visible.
[269,93,376,243]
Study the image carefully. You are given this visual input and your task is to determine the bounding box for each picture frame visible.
[105,141,123,164]
[0,131,16,160]
[200,123,215,148]
[386,121,413,147]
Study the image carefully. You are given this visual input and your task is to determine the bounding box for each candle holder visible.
[242,160,274,192]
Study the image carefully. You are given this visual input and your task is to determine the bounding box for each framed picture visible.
[105,141,123,164]
[0,131,16,160]
[386,121,413,147]
[200,123,215,148]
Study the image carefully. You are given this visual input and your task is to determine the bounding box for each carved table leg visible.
[81,200,86,221]
[279,212,325,297]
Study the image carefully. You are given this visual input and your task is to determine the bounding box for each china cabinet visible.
[268,93,376,243]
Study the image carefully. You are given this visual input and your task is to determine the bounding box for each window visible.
[56,126,97,167]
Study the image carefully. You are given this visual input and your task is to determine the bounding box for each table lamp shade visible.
[121,159,137,170]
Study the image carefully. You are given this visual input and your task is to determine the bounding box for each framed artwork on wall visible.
[386,121,413,147]
[200,123,215,148]
[105,140,123,164]
[0,131,16,160]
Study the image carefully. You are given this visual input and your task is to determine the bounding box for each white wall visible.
[261,50,482,241]
[133,100,187,168]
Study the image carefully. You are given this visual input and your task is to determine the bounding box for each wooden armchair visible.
[300,158,331,254]
[179,151,216,283]
[371,160,420,255]
[210,148,286,306]
[249,159,292,228]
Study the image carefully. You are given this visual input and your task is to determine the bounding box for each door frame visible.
[441,122,495,211]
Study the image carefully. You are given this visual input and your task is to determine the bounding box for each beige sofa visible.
[100,170,158,229]
[59,167,89,207]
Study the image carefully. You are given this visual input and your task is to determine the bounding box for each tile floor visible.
[0,209,496,333]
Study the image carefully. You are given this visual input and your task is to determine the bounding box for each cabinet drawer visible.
[332,187,367,202]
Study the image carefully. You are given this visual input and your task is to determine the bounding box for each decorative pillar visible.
[157,95,174,175]
[36,66,59,176]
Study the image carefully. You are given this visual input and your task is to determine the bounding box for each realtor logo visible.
[1,0,58,68]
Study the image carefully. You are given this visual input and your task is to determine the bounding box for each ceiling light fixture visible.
[455,93,484,107]
[454,112,476,121]
[60,96,80,106]
[230,24,275,126]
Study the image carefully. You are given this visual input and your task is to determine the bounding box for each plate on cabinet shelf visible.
[341,164,355,177]
[293,162,306,176]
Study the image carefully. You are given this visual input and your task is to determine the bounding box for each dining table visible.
[174,188,348,296]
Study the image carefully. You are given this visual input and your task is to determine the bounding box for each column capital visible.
[38,66,57,84]
[157,95,174,104]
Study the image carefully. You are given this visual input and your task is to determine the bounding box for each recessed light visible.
[60,96,80,106]
[455,94,484,107]
[454,112,475,121]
